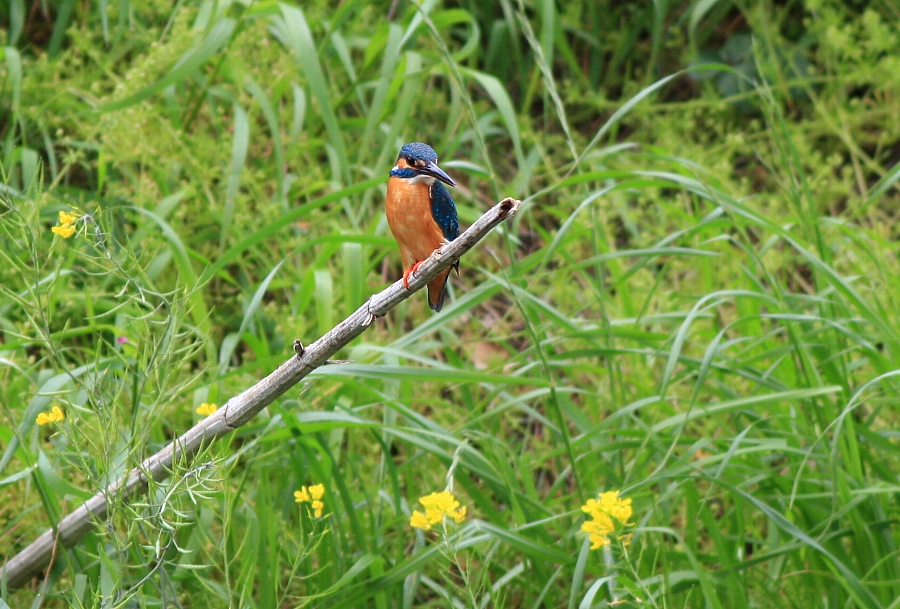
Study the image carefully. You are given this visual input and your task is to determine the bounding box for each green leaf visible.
[275,4,349,184]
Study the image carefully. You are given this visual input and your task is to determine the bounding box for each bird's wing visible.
[429,181,459,242]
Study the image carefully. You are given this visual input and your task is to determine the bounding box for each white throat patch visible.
[408,174,436,185]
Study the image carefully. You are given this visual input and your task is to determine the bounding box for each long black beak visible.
[419,160,456,188]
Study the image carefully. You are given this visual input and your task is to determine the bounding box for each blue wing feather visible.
[430,181,458,241]
[429,181,459,273]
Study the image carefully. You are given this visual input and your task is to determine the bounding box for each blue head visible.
[391,142,456,187]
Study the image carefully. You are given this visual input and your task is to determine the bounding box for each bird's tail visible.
[427,267,453,312]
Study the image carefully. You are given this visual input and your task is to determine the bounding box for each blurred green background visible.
[2,0,900,607]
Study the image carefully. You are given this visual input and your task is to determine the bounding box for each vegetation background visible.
[2,0,899,607]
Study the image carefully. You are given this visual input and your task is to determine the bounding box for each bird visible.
[385,142,459,312]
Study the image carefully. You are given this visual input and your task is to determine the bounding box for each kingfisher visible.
[386,142,459,312]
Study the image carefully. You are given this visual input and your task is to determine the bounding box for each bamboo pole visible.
[1,197,521,590]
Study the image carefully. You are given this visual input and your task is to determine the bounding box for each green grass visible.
[2,0,900,607]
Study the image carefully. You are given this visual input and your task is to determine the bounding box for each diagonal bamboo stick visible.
[1,197,521,590]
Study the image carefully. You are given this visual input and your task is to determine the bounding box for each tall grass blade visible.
[275,4,350,185]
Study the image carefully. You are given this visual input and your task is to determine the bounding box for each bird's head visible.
[391,142,456,188]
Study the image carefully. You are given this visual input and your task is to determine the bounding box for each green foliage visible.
[2,0,900,607]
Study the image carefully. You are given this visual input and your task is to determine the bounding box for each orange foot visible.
[403,261,423,289]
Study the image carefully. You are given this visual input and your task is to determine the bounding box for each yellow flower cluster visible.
[295,483,326,518]
[36,406,65,426]
[580,490,632,549]
[196,403,218,416]
[410,490,467,531]
[51,210,80,238]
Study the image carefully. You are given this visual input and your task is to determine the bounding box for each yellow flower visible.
[582,515,615,549]
[419,490,459,512]
[609,499,632,524]
[409,508,446,530]
[295,484,326,518]
[51,209,80,238]
[51,224,76,238]
[58,210,80,225]
[581,512,614,536]
[581,490,632,525]
[581,498,601,515]
[410,510,434,531]
[448,505,467,524]
[580,490,633,550]
[36,406,65,426]
[411,490,467,530]
[196,403,217,416]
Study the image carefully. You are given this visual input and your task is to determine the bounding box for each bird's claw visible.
[402,261,423,290]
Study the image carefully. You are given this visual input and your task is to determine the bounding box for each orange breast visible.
[386,177,446,269]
